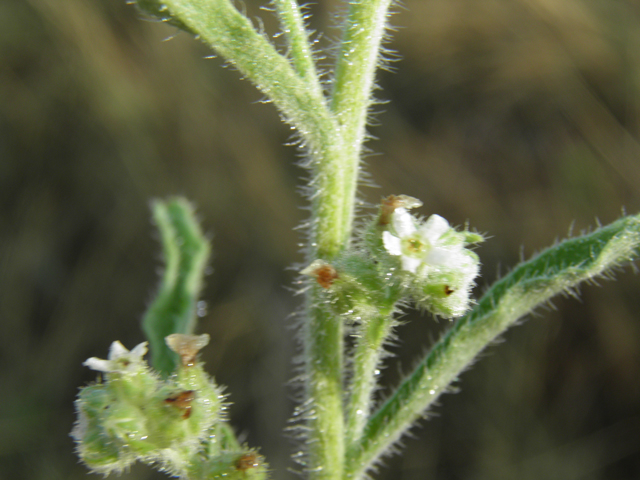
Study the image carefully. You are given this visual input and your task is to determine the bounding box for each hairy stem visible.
[345,306,396,449]
[271,0,324,98]
[347,213,640,479]
[300,299,345,480]
[300,1,395,477]
[163,0,332,148]
[329,0,393,242]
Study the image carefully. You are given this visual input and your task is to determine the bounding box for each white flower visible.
[83,341,148,373]
[382,208,465,274]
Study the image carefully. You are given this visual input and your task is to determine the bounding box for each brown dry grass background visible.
[1,0,640,478]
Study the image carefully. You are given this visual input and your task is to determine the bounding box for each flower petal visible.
[382,231,403,256]
[420,214,450,243]
[108,341,128,360]
[129,342,148,360]
[83,357,112,372]
[391,208,417,237]
[427,246,463,267]
[401,256,422,273]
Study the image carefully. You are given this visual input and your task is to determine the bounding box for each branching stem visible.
[120,3,640,480]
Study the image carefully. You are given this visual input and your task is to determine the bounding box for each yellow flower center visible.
[403,236,427,255]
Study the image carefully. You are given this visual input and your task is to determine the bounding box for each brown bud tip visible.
[236,452,260,471]
[164,390,196,419]
[301,260,338,288]
[379,194,423,225]
[165,333,210,367]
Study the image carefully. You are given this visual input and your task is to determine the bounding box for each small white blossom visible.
[380,203,483,317]
[83,341,148,373]
[383,208,466,274]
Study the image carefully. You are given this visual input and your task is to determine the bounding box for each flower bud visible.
[411,256,480,317]
[72,384,132,474]
[301,260,339,288]
[188,450,267,479]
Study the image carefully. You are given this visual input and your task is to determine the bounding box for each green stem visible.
[345,307,396,449]
[329,0,393,239]
[299,2,397,475]
[301,299,345,480]
[271,0,324,98]
[297,118,363,480]
[347,213,640,479]
[159,0,354,260]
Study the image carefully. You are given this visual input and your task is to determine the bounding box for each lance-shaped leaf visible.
[142,197,211,376]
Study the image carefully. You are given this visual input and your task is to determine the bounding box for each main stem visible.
[303,1,393,478]
[146,0,394,476]
[301,138,350,480]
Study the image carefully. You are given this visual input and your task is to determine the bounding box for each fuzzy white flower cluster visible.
[382,204,482,317]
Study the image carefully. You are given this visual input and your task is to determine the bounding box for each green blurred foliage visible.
[1,0,639,478]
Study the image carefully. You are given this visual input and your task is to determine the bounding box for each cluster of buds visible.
[302,195,483,319]
[72,334,265,478]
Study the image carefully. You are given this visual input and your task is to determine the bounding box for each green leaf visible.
[142,197,211,376]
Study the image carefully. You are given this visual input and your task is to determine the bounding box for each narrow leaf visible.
[142,197,211,376]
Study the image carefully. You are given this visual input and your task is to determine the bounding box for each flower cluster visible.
[383,210,459,274]
[381,202,482,317]
[302,195,483,319]
[72,337,223,477]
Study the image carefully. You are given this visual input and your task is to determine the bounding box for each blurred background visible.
[2,0,640,478]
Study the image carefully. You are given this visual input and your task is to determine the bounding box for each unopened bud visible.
[166,333,210,367]
[301,260,339,288]
[379,195,422,225]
